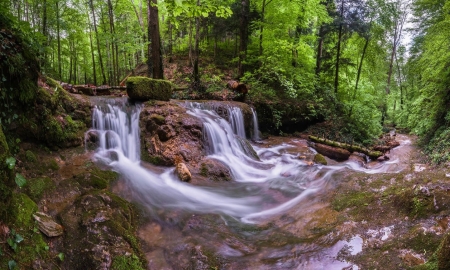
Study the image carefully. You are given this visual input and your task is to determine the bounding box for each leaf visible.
[5,157,15,169]
[14,234,23,243]
[8,260,17,270]
[175,0,182,6]
[15,173,26,188]
[57,252,65,261]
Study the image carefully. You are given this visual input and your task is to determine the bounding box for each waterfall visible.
[88,98,142,162]
[88,99,394,222]
[251,107,261,141]
[228,106,246,138]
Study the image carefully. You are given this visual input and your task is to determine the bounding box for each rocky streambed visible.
[3,94,450,270]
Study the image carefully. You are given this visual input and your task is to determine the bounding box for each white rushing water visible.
[88,99,403,222]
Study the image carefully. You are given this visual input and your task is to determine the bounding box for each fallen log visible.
[309,135,384,160]
[59,81,127,96]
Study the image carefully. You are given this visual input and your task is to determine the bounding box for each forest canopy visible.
[1,0,450,163]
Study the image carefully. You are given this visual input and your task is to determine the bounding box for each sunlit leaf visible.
[5,157,15,169]
[15,173,26,188]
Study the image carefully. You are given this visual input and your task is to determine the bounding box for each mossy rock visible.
[0,126,14,207]
[111,254,145,270]
[10,193,38,228]
[126,76,172,101]
[26,177,55,203]
[313,153,327,165]
[437,232,450,269]
[25,150,37,162]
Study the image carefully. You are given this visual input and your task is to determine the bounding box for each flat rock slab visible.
[33,212,64,237]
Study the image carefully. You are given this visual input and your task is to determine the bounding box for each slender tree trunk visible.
[395,51,404,110]
[90,0,107,85]
[315,25,324,75]
[87,14,97,85]
[69,40,73,84]
[334,0,344,95]
[56,0,62,79]
[386,26,398,95]
[168,21,173,61]
[193,0,201,83]
[107,0,117,85]
[238,0,250,78]
[259,0,265,56]
[349,36,370,117]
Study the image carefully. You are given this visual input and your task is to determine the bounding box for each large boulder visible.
[126,76,172,101]
[59,191,145,269]
[140,101,205,167]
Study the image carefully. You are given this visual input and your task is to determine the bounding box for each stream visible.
[86,98,413,269]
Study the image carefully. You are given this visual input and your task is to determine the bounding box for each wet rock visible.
[377,155,390,162]
[126,76,172,101]
[438,232,450,269]
[140,101,205,166]
[176,163,192,182]
[313,143,351,161]
[313,153,327,165]
[199,159,232,181]
[33,212,64,237]
[348,152,366,166]
[59,191,145,269]
[399,250,425,267]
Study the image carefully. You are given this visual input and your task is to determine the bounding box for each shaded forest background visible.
[1,0,450,163]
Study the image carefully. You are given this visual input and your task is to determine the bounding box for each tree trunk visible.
[90,0,107,85]
[349,36,370,117]
[238,0,250,78]
[56,0,62,79]
[334,0,344,95]
[259,0,266,56]
[315,25,324,75]
[193,0,201,83]
[147,0,164,79]
[87,13,97,85]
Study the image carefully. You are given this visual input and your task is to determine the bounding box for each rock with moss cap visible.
[126,76,172,101]
[313,153,327,165]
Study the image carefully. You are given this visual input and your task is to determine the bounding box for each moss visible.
[332,191,375,212]
[10,193,38,228]
[26,177,55,203]
[200,163,208,177]
[313,153,327,165]
[76,167,118,190]
[126,76,173,101]
[111,254,145,270]
[25,150,37,162]
[0,126,14,208]
[150,114,166,125]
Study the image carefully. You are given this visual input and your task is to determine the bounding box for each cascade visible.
[87,99,402,222]
[251,107,261,141]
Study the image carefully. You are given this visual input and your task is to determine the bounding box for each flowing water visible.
[86,98,410,269]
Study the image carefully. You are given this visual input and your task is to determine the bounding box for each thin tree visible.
[147,0,163,79]
[238,0,250,78]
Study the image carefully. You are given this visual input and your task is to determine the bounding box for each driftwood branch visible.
[309,135,384,159]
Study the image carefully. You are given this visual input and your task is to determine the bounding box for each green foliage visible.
[111,254,144,270]
[14,173,26,188]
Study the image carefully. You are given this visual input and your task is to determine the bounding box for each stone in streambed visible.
[313,153,327,165]
[176,163,192,182]
[126,76,172,101]
[33,212,64,237]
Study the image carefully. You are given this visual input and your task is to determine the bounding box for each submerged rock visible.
[176,163,192,182]
[126,76,172,101]
[33,212,64,237]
